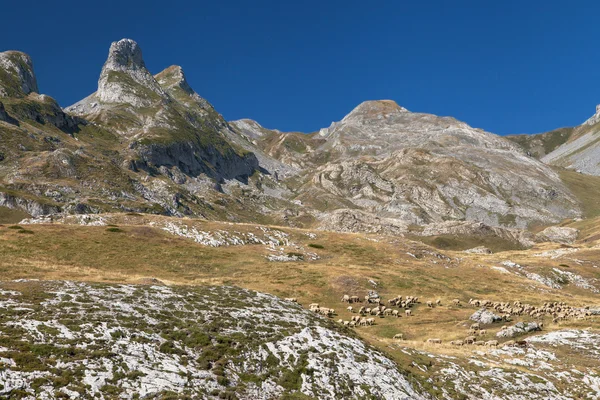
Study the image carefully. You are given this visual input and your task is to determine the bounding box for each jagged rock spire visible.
[0,51,39,97]
[95,38,167,106]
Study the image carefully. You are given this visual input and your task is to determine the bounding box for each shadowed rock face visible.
[0,51,38,97]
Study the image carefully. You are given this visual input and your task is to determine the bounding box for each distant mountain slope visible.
[506,127,575,159]
[246,100,580,229]
[0,39,586,232]
[536,106,600,176]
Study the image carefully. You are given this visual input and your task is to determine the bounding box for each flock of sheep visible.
[468,298,593,323]
[285,293,592,348]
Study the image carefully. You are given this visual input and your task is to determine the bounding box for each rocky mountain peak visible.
[0,50,39,97]
[583,104,600,126]
[103,39,146,72]
[68,39,168,112]
[155,65,193,95]
[343,100,408,121]
[96,38,166,106]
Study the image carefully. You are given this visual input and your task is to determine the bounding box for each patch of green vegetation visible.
[411,234,524,252]
[8,225,23,229]
[0,206,30,224]
[278,353,312,391]
[106,227,124,233]
[497,213,517,227]
[308,243,324,249]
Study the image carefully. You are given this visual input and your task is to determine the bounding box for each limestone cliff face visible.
[0,51,38,97]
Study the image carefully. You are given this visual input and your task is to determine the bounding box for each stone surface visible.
[536,226,579,244]
[470,308,503,324]
[0,280,424,399]
[496,321,542,338]
[0,51,38,97]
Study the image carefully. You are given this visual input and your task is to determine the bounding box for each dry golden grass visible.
[0,213,599,374]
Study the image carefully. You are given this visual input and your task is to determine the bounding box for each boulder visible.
[470,308,502,325]
[535,226,579,244]
[496,322,542,338]
[464,246,492,254]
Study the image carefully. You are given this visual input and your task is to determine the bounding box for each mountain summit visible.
[0,51,38,97]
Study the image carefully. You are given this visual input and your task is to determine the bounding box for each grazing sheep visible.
[485,340,499,347]
[427,338,442,344]
[365,308,371,315]
[405,309,412,317]
[343,321,349,326]
[383,308,393,316]
[341,295,351,303]
[474,341,485,346]
[284,298,297,303]
[349,321,356,327]
[479,329,487,336]
[427,301,434,308]
[392,310,400,317]
[436,299,442,306]
[337,319,343,323]
[309,303,320,309]
[393,333,404,340]
[503,340,515,348]
[453,299,461,306]
[347,306,354,313]
[366,318,375,326]
[464,336,476,344]
[358,306,365,314]
[470,323,480,331]
[350,295,360,303]
[450,340,464,346]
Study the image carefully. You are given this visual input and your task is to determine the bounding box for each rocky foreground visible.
[0,280,422,400]
[0,280,599,399]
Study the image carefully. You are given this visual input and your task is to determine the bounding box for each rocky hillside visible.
[0,280,424,400]
[256,100,580,229]
[539,106,600,176]
[66,39,258,182]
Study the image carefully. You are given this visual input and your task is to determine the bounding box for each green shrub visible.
[106,227,124,233]
[308,243,324,249]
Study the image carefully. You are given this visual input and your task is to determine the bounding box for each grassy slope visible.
[0,214,598,391]
[558,168,600,218]
[506,127,574,158]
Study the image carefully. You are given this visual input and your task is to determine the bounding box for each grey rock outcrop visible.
[535,226,579,244]
[470,308,502,324]
[464,246,493,254]
[318,209,409,235]
[496,322,542,338]
[0,192,61,217]
[0,51,38,97]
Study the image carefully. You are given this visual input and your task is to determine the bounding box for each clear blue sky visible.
[2,0,599,134]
